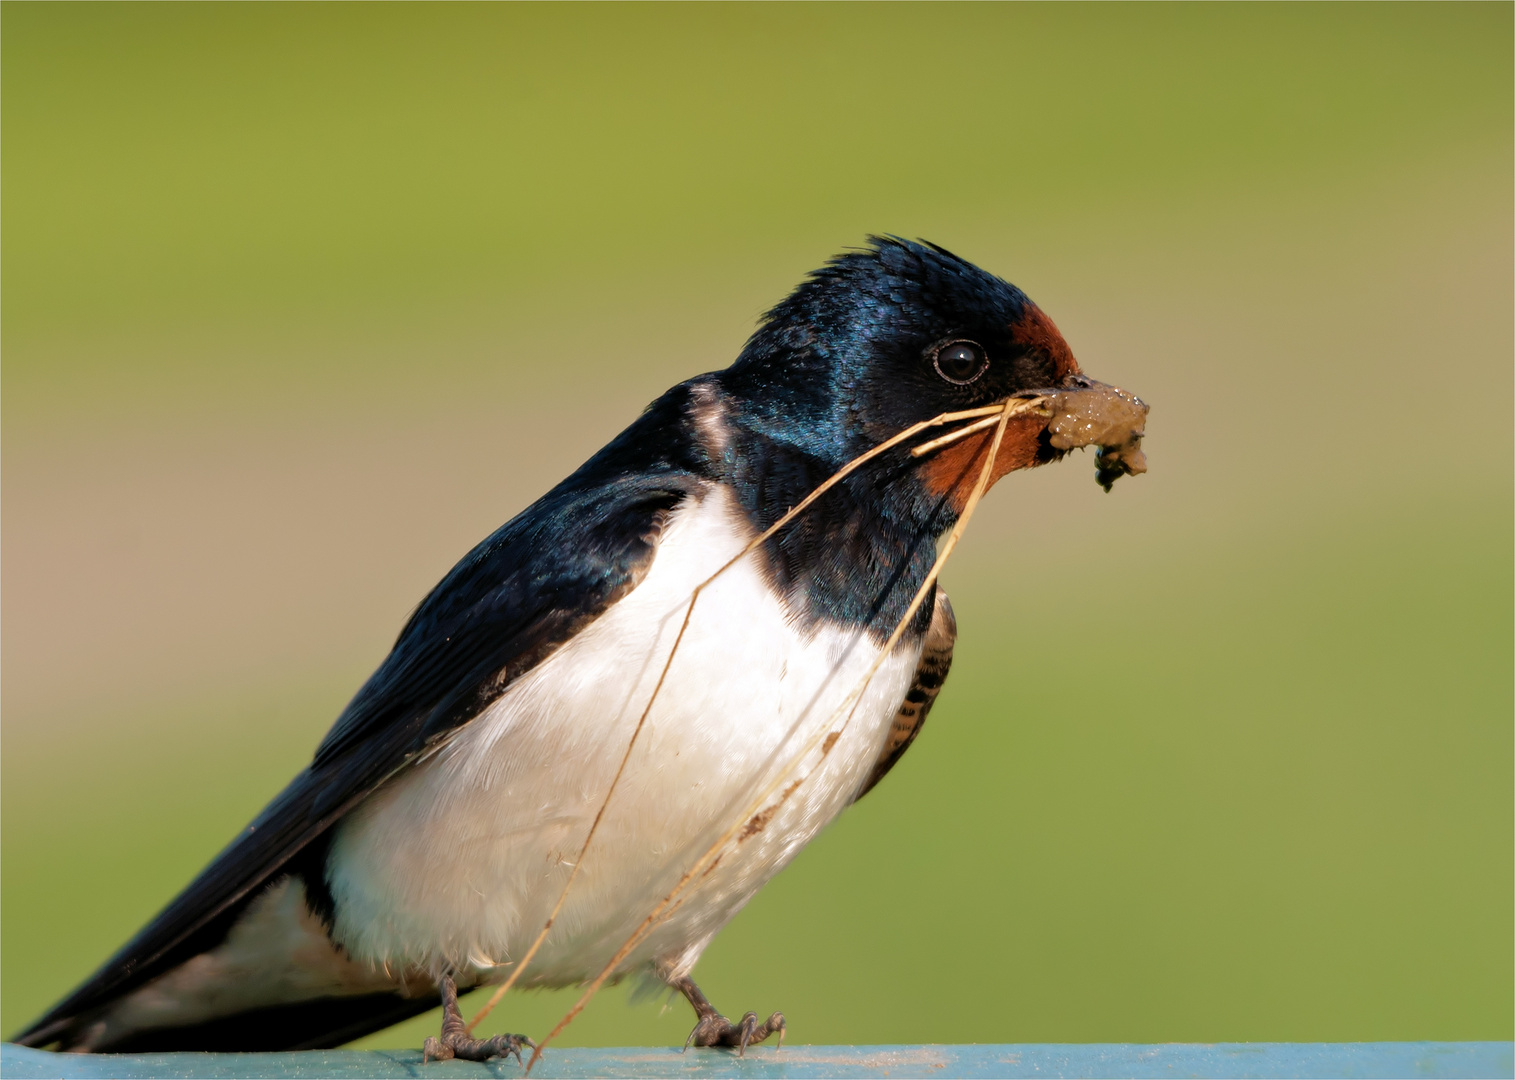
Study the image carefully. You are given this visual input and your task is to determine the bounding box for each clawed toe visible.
[424,1030,534,1064]
[421,974,535,1066]
[682,1006,786,1056]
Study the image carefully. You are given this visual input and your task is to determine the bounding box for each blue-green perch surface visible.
[4,1043,1511,1079]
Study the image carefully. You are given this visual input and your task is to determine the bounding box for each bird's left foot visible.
[422,975,535,1065]
[674,975,785,1056]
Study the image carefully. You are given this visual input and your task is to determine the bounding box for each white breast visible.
[325,485,923,988]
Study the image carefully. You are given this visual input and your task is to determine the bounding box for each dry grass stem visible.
[519,398,1017,1073]
[467,402,1003,1035]
[908,397,1045,457]
[461,602,695,1032]
[908,415,1001,456]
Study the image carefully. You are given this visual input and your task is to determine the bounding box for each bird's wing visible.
[854,587,956,801]
[14,467,701,1049]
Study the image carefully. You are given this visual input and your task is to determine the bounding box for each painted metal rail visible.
[4,1042,1512,1079]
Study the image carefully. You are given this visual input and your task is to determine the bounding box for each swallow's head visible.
[721,236,1122,507]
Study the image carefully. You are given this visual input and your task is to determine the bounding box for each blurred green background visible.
[3,2,1510,1050]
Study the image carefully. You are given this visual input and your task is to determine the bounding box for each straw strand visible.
[464,403,1008,1034]
[521,398,1017,1072]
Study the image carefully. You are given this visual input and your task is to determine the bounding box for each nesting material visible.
[1041,377,1149,491]
[464,403,1007,1039]
[482,387,1150,1071]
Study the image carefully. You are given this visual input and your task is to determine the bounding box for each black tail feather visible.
[18,990,441,1053]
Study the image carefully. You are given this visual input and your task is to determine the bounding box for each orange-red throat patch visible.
[916,411,1049,510]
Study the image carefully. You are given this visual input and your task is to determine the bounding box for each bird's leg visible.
[422,974,535,1065]
[675,975,785,1056]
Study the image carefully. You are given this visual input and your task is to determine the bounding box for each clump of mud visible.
[1038,377,1149,491]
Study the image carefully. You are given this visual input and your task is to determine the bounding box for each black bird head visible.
[701,237,1130,634]
[718,236,1085,512]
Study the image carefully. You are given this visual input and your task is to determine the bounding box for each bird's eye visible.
[932,340,989,385]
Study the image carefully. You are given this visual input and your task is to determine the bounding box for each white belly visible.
[326,486,923,988]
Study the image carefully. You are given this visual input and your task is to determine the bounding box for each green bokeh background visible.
[3,2,1510,1050]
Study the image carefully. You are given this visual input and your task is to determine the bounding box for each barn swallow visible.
[15,238,1146,1060]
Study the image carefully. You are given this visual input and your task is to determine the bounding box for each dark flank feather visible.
[855,588,957,801]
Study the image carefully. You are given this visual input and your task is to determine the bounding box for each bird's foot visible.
[674,975,785,1056]
[423,1030,533,1066]
[684,1009,787,1054]
[422,974,535,1065]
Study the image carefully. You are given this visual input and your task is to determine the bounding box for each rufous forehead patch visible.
[1010,304,1081,381]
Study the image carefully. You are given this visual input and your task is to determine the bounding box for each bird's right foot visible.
[674,975,785,1056]
[422,975,535,1065]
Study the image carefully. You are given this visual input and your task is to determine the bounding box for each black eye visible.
[932,339,989,385]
